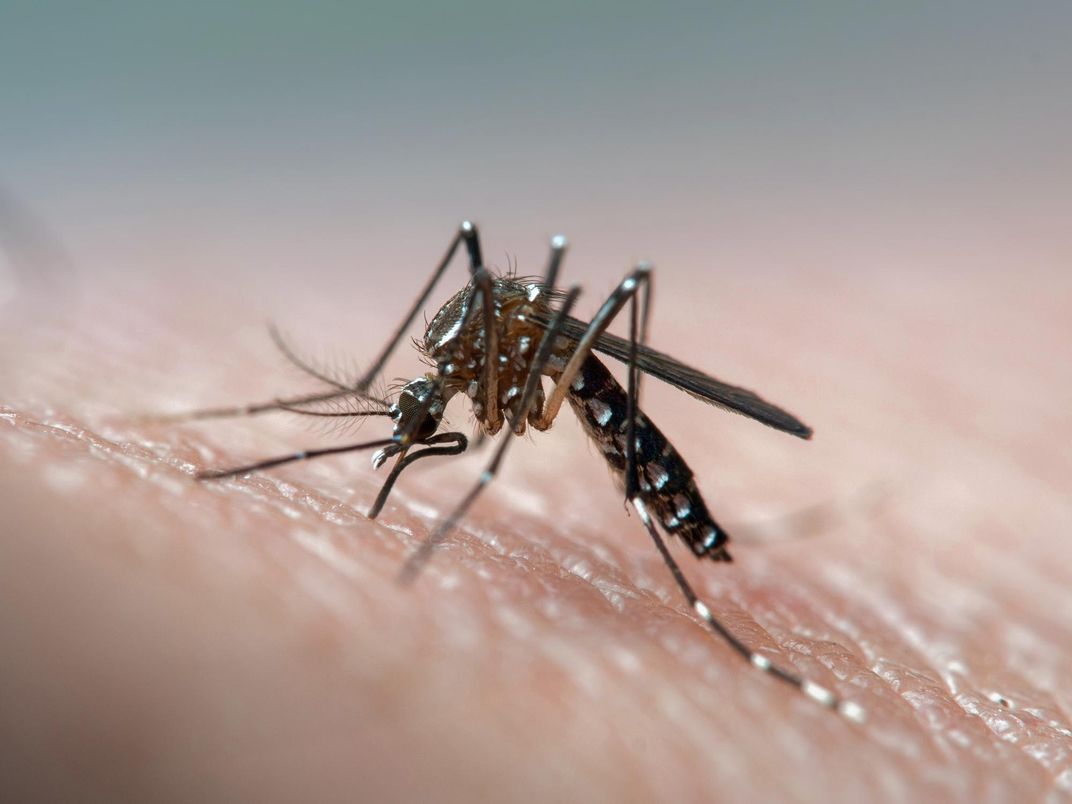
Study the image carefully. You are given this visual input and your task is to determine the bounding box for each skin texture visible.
[1,236,1070,802]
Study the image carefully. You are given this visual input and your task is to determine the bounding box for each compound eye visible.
[396,383,440,440]
[397,390,423,420]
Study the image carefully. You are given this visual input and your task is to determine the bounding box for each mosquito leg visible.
[397,285,583,584]
[387,221,496,447]
[631,497,865,722]
[507,234,569,434]
[262,220,479,432]
[542,234,568,292]
[197,437,398,480]
[469,266,501,432]
[623,263,653,499]
[367,432,469,519]
[404,222,500,436]
[355,220,484,394]
[534,263,653,430]
[150,221,483,426]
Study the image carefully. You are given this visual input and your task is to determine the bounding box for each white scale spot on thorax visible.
[673,494,691,519]
[526,283,540,302]
[571,374,585,391]
[433,310,466,350]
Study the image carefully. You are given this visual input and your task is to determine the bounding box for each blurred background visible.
[2,1,1069,294]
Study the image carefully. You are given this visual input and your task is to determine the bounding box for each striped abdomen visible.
[564,355,731,562]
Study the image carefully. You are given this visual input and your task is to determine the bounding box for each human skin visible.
[1,238,1070,802]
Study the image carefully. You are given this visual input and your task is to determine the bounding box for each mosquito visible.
[184,220,863,721]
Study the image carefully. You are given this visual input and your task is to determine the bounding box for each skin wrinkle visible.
[1,261,1071,802]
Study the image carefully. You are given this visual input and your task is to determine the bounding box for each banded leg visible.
[397,284,583,584]
[631,498,864,721]
[532,263,862,716]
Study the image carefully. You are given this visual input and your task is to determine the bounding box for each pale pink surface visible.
[1,239,1070,801]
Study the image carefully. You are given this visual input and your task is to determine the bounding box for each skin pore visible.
[1,237,1070,802]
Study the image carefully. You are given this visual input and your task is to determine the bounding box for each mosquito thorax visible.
[421,275,563,435]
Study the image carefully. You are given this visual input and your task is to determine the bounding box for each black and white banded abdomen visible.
[564,355,731,561]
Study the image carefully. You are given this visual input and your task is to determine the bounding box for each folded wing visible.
[550,314,813,440]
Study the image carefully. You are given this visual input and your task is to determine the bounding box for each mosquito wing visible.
[552,315,813,440]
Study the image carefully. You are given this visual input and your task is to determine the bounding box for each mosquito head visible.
[371,376,449,470]
[390,376,445,444]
